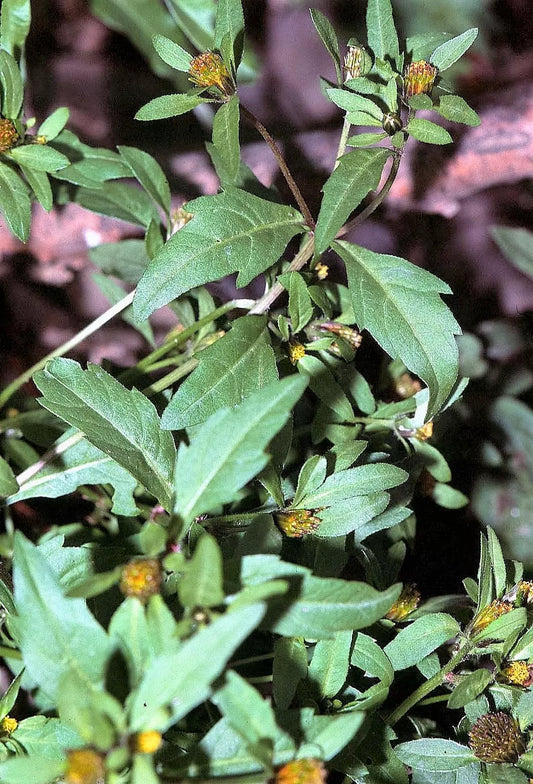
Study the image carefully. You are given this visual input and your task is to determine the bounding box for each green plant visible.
[1,1,532,783]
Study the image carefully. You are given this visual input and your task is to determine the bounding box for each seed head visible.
[275,509,321,538]
[468,712,525,763]
[65,749,105,784]
[0,119,19,152]
[119,558,162,603]
[276,758,327,784]
[188,51,234,95]
[386,583,421,621]
[404,60,438,98]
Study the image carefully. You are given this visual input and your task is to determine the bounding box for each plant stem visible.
[387,641,473,726]
[248,235,315,315]
[0,645,22,661]
[16,430,85,486]
[335,116,352,168]
[240,104,315,230]
[142,358,199,397]
[0,290,135,410]
[230,652,275,667]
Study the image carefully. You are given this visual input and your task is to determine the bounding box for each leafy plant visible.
[1,1,532,783]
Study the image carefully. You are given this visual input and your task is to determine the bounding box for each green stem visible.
[240,104,315,230]
[203,511,259,526]
[0,645,22,661]
[142,358,199,397]
[0,291,135,410]
[248,235,315,315]
[230,652,275,667]
[335,115,352,168]
[387,641,473,726]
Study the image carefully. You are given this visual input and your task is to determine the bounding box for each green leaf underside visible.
[315,149,390,254]
[10,533,112,703]
[175,376,307,522]
[336,241,460,416]
[395,739,477,772]
[135,92,204,121]
[133,187,304,321]
[33,358,175,509]
[162,315,278,429]
[152,34,193,71]
[407,118,453,145]
[384,613,461,669]
[430,28,478,72]
[118,144,171,213]
[310,9,341,83]
[8,431,139,516]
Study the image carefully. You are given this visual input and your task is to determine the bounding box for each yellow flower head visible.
[65,749,105,784]
[0,119,19,152]
[470,599,513,636]
[0,716,18,735]
[276,758,327,784]
[133,730,163,754]
[315,262,329,280]
[119,558,162,603]
[415,422,434,441]
[468,712,525,763]
[288,342,306,365]
[275,509,321,538]
[500,661,533,688]
[404,60,438,98]
[188,51,234,95]
[386,583,421,622]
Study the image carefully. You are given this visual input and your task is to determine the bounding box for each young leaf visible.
[118,145,171,214]
[133,188,304,321]
[214,0,244,69]
[336,240,460,416]
[33,358,176,510]
[7,144,70,171]
[0,49,23,118]
[395,739,477,772]
[135,92,205,121]
[315,149,390,254]
[384,613,461,670]
[407,118,453,145]
[299,463,408,507]
[273,636,308,709]
[309,9,342,84]
[9,532,112,703]
[20,165,53,211]
[430,29,478,72]
[308,630,352,698]
[433,95,480,127]
[128,603,265,730]
[162,315,278,430]
[152,34,193,72]
[37,107,70,141]
[366,0,400,67]
[0,160,30,241]
[178,534,225,609]
[212,95,240,182]
[297,354,354,421]
[326,88,383,120]
[174,376,307,522]
[277,271,314,333]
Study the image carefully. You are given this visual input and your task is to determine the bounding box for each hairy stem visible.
[248,235,315,315]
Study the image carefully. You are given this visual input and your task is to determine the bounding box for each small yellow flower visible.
[515,580,533,605]
[500,661,533,688]
[65,749,105,784]
[468,712,525,763]
[415,422,434,441]
[188,51,234,95]
[288,342,306,365]
[404,60,438,98]
[119,558,162,603]
[134,730,162,754]
[315,262,328,280]
[276,758,327,784]
[0,118,19,152]
[275,509,321,538]
[0,716,18,735]
[386,583,421,621]
[470,599,513,636]
[318,322,362,351]
[35,135,47,144]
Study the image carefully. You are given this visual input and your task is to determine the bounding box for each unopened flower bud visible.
[0,118,19,152]
[386,583,421,621]
[468,712,525,763]
[404,61,438,98]
[382,113,403,136]
[275,509,320,538]
[188,51,234,96]
[276,758,327,784]
[65,749,105,784]
[343,45,368,81]
[288,341,306,365]
[470,599,513,636]
[318,322,362,351]
[119,558,162,603]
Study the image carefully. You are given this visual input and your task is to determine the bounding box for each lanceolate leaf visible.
[309,9,342,83]
[162,315,278,430]
[0,0,31,60]
[336,241,460,416]
[0,160,30,241]
[366,0,400,67]
[214,0,244,69]
[133,188,304,321]
[135,92,205,121]
[152,34,193,72]
[315,149,390,254]
[430,29,478,72]
[7,144,70,171]
[33,358,176,509]
[212,95,240,181]
[407,118,452,145]
[118,145,171,214]
[0,49,23,117]
[174,376,307,522]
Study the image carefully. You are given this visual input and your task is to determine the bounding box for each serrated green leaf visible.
[297,354,354,421]
[0,160,30,240]
[73,181,158,228]
[336,240,460,416]
[278,271,314,333]
[315,148,390,254]
[0,49,23,117]
[7,143,70,172]
[152,33,193,71]
[118,145,171,213]
[175,376,307,522]
[178,534,224,608]
[0,454,18,497]
[8,430,139,516]
[89,239,150,285]
[492,226,533,280]
[366,0,400,67]
[395,739,477,772]
[310,9,341,84]
[433,95,480,126]
[212,95,240,181]
[133,188,304,321]
[9,532,112,703]
[273,637,308,709]
[384,613,461,670]
[407,117,453,145]
[0,0,31,60]
[308,630,352,698]
[37,107,70,141]
[20,164,52,211]
[128,602,265,730]
[214,0,244,68]
[8,714,82,758]
[33,358,176,509]
[135,92,205,121]
[300,463,407,507]
[162,315,278,430]
[447,668,492,709]
[430,28,478,72]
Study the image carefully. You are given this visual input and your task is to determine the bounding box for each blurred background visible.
[1,0,533,584]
